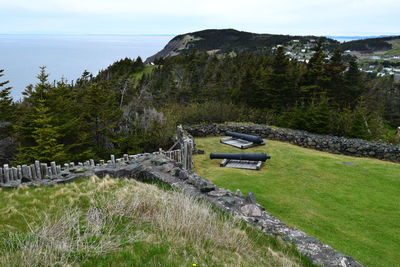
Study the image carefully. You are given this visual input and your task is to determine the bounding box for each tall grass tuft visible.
[0,177,304,266]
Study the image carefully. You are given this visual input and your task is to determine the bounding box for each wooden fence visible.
[0,126,194,185]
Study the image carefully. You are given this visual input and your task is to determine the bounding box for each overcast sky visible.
[1,0,399,36]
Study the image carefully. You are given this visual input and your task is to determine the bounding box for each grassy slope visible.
[194,137,400,267]
[0,177,312,266]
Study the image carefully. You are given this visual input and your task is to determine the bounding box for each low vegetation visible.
[0,177,312,266]
[194,137,400,267]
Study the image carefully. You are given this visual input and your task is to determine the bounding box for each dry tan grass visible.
[0,177,301,266]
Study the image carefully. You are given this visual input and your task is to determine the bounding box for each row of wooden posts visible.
[0,128,194,185]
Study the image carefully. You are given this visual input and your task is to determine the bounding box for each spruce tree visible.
[344,56,363,107]
[266,46,292,110]
[83,81,122,157]
[300,39,328,99]
[30,99,67,162]
[0,69,13,123]
[0,69,16,165]
[349,98,370,140]
[310,96,331,134]
[324,47,345,104]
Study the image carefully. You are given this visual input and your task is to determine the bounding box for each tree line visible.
[0,41,399,166]
[0,58,175,166]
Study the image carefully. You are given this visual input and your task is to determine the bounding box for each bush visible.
[164,101,242,124]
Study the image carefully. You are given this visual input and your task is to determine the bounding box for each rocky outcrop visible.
[185,123,400,163]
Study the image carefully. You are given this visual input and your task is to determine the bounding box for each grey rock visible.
[219,196,235,206]
[208,189,229,197]
[178,170,189,180]
[235,189,244,198]
[241,204,262,217]
[171,168,180,177]
[152,157,169,166]
[246,191,257,204]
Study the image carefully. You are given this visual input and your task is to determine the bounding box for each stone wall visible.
[185,123,400,163]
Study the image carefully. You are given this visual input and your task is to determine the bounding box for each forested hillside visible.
[147,29,339,62]
[147,40,399,139]
[1,38,399,166]
[341,35,400,53]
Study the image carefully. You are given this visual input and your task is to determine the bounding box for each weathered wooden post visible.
[8,166,13,181]
[17,165,22,180]
[30,164,37,179]
[69,162,75,168]
[4,164,9,183]
[56,165,61,174]
[50,162,57,175]
[100,160,105,165]
[35,160,42,180]
[12,167,18,181]
[27,165,32,179]
[111,155,115,165]
[47,167,52,177]
[0,167,3,183]
[22,165,29,179]
[183,140,187,170]
[188,139,193,171]
[90,159,95,167]
[41,163,48,178]
[123,154,129,162]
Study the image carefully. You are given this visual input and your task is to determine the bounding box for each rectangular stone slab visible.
[220,159,262,170]
[220,137,265,149]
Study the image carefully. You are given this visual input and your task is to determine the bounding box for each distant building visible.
[393,54,400,59]
[370,56,380,60]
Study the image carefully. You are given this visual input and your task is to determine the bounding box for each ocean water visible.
[0,34,174,100]
[327,36,385,43]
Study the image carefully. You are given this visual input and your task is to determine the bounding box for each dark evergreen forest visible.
[1,39,399,166]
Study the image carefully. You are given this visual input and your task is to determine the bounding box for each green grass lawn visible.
[194,137,400,267]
